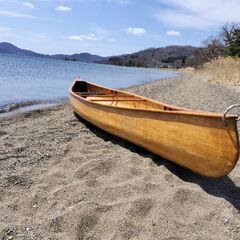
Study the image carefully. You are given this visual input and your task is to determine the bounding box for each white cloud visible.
[27,33,49,44]
[107,0,133,4]
[0,10,37,19]
[166,30,181,36]
[155,9,211,29]
[0,26,11,33]
[67,33,116,42]
[90,27,116,41]
[108,38,116,42]
[90,27,109,36]
[155,0,240,29]
[68,34,102,41]
[23,2,35,9]
[126,27,147,36]
[0,26,14,37]
[56,5,72,12]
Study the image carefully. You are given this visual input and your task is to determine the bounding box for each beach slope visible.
[0,75,240,240]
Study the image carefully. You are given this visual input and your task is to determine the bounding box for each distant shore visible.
[0,73,239,240]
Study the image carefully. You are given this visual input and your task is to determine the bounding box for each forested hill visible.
[98,45,197,68]
[0,42,198,67]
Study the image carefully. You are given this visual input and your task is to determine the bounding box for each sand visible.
[0,74,240,240]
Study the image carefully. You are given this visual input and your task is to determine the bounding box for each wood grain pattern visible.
[69,80,239,177]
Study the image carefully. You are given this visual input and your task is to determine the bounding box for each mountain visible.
[0,42,49,58]
[52,53,106,63]
[0,42,106,63]
[99,45,198,68]
[0,42,198,67]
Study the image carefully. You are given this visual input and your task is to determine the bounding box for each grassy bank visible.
[195,57,240,86]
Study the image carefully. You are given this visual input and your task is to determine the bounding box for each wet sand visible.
[0,74,240,240]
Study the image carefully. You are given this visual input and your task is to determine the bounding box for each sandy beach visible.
[0,74,240,240]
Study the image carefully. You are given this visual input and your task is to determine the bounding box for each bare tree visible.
[202,36,225,59]
[219,23,239,46]
[185,23,240,68]
[186,37,225,68]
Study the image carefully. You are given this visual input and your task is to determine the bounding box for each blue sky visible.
[0,0,240,56]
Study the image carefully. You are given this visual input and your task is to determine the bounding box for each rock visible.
[223,219,229,224]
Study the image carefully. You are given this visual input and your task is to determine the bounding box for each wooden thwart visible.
[84,94,131,97]
[88,99,146,101]
[75,91,133,98]
[75,91,108,95]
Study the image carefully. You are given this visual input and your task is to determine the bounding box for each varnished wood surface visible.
[69,80,239,177]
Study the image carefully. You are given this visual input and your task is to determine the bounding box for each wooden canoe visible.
[69,79,240,177]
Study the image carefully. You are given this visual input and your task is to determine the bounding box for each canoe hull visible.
[69,93,239,178]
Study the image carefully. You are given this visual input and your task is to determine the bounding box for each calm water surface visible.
[0,53,179,113]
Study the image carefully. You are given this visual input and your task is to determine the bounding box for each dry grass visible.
[196,57,240,86]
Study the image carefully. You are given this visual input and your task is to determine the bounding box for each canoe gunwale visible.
[69,80,238,121]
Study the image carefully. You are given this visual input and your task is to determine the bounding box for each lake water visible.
[0,53,179,113]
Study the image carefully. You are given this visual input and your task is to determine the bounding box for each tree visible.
[187,23,240,68]
[219,23,238,46]
[202,37,225,59]
[218,23,240,56]
[227,29,240,56]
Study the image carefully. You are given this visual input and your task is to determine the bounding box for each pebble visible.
[224,219,229,224]
[8,236,13,240]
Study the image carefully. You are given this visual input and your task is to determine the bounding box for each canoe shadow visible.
[74,113,240,211]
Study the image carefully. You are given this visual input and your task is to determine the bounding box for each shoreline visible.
[0,73,239,240]
[0,74,181,118]
[0,102,62,119]
[0,54,180,115]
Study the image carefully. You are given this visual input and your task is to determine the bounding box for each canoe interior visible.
[72,81,186,111]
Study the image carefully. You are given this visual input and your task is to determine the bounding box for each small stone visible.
[26,227,30,231]
[224,219,229,224]
[8,236,13,240]
[237,225,240,228]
